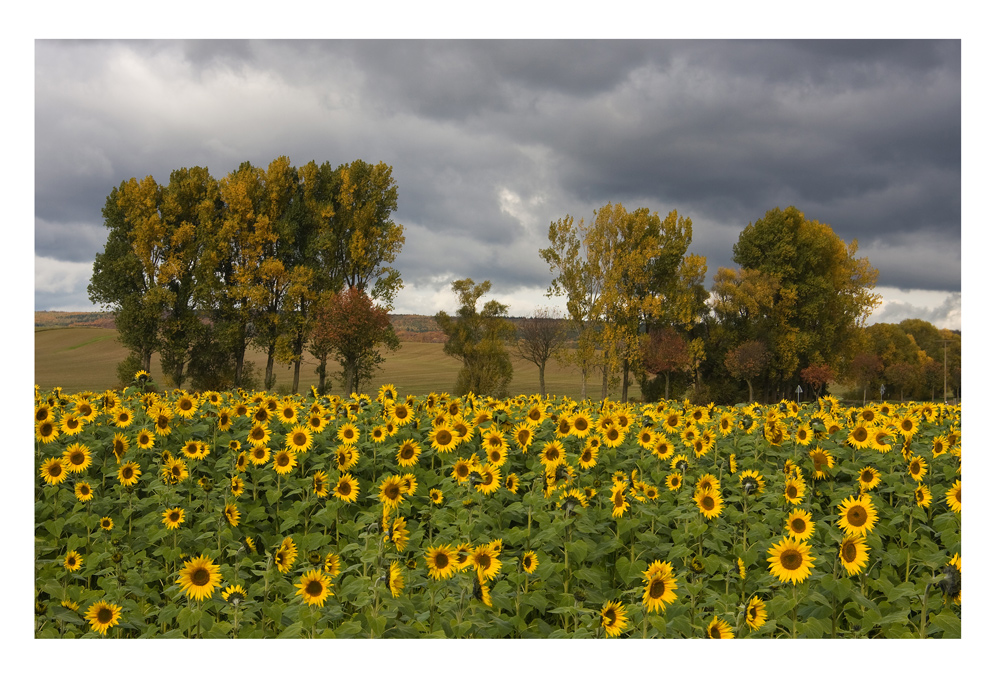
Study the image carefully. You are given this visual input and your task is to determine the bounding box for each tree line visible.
[89,157,404,394]
[434,204,959,404]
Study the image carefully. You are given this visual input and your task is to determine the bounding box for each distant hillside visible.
[35,311,117,329]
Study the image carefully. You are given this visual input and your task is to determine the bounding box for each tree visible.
[435,279,516,397]
[642,326,690,401]
[799,363,835,400]
[541,202,696,401]
[848,352,883,404]
[513,307,568,396]
[884,361,921,401]
[724,340,770,403]
[728,206,880,395]
[311,286,400,395]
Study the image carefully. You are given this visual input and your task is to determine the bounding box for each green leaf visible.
[278,621,304,638]
[929,610,961,638]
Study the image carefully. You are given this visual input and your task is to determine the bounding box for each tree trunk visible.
[747,379,753,404]
[317,357,328,395]
[265,347,276,389]
[581,369,587,401]
[621,358,630,402]
[292,359,301,394]
[664,371,670,402]
[601,363,608,401]
[538,363,546,396]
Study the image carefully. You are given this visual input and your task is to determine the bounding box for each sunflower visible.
[429,487,444,504]
[896,414,919,439]
[471,543,502,580]
[248,445,270,467]
[454,543,474,570]
[739,469,765,496]
[570,412,593,438]
[652,436,674,462]
[785,509,815,541]
[163,507,185,530]
[378,474,406,509]
[310,470,328,497]
[388,400,414,426]
[766,536,815,584]
[63,443,92,473]
[837,494,879,537]
[285,425,313,453]
[277,401,299,425]
[735,557,746,580]
[642,560,679,613]
[666,472,683,492]
[838,535,870,576]
[744,596,768,631]
[512,423,535,452]
[706,615,735,639]
[475,464,502,495]
[396,439,421,467]
[274,537,298,574]
[697,473,720,494]
[153,409,172,435]
[858,466,881,492]
[272,449,298,475]
[913,483,932,508]
[247,424,271,447]
[324,553,341,576]
[223,502,240,527]
[35,419,59,444]
[64,550,83,571]
[521,550,538,574]
[110,432,129,462]
[429,424,459,454]
[539,440,567,470]
[809,447,835,479]
[333,473,360,503]
[61,413,83,436]
[100,516,114,531]
[74,481,94,502]
[599,600,628,638]
[117,461,141,487]
[602,423,626,448]
[505,472,520,493]
[222,584,247,606]
[694,488,724,520]
[610,480,631,518]
[783,476,806,505]
[175,394,198,418]
[177,555,222,600]
[384,561,405,598]
[670,454,689,473]
[907,455,928,482]
[452,457,473,484]
[296,569,333,607]
[85,600,123,635]
[335,444,358,471]
[426,544,458,580]
[945,480,961,513]
[870,427,895,453]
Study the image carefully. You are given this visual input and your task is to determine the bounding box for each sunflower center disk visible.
[780,551,803,570]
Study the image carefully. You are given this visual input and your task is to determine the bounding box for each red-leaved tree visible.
[800,363,835,400]
[642,326,690,401]
[310,287,400,395]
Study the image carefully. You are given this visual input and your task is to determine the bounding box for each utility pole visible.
[938,338,952,405]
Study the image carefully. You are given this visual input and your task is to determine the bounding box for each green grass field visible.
[34,327,592,398]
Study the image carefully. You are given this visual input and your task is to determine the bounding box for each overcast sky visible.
[34,37,964,329]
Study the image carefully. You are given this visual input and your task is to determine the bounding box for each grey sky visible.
[34,38,962,328]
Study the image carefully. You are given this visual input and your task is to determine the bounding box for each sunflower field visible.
[33,378,961,638]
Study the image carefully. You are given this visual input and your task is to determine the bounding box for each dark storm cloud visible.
[34,38,961,321]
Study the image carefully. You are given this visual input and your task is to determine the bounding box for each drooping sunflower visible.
[274,537,298,574]
[783,476,806,505]
[837,494,879,537]
[333,473,360,503]
[610,480,631,518]
[914,483,932,508]
[521,550,538,574]
[223,502,241,527]
[505,472,520,494]
[387,561,405,598]
[706,615,735,639]
[858,466,881,492]
[163,507,185,530]
[272,449,298,475]
[426,544,458,580]
[838,535,870,576]
[63,443,92,474]
[222,584,247,606]
[117,461,141,487]
[739,469,765,496]
[599,600,628,638]
[324,553,341,577]
[312,470,328,497]
[785,509,815,541]
[177,555,222,601]
[693,488,724,520]
[642,560,679,613]
[110,432,129,462]
[296,569,333,607]
[744,596,768,632]
[85,600,123,635]
[767,536,815,584]
[64,550,83,571]
[945,480,961,513]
